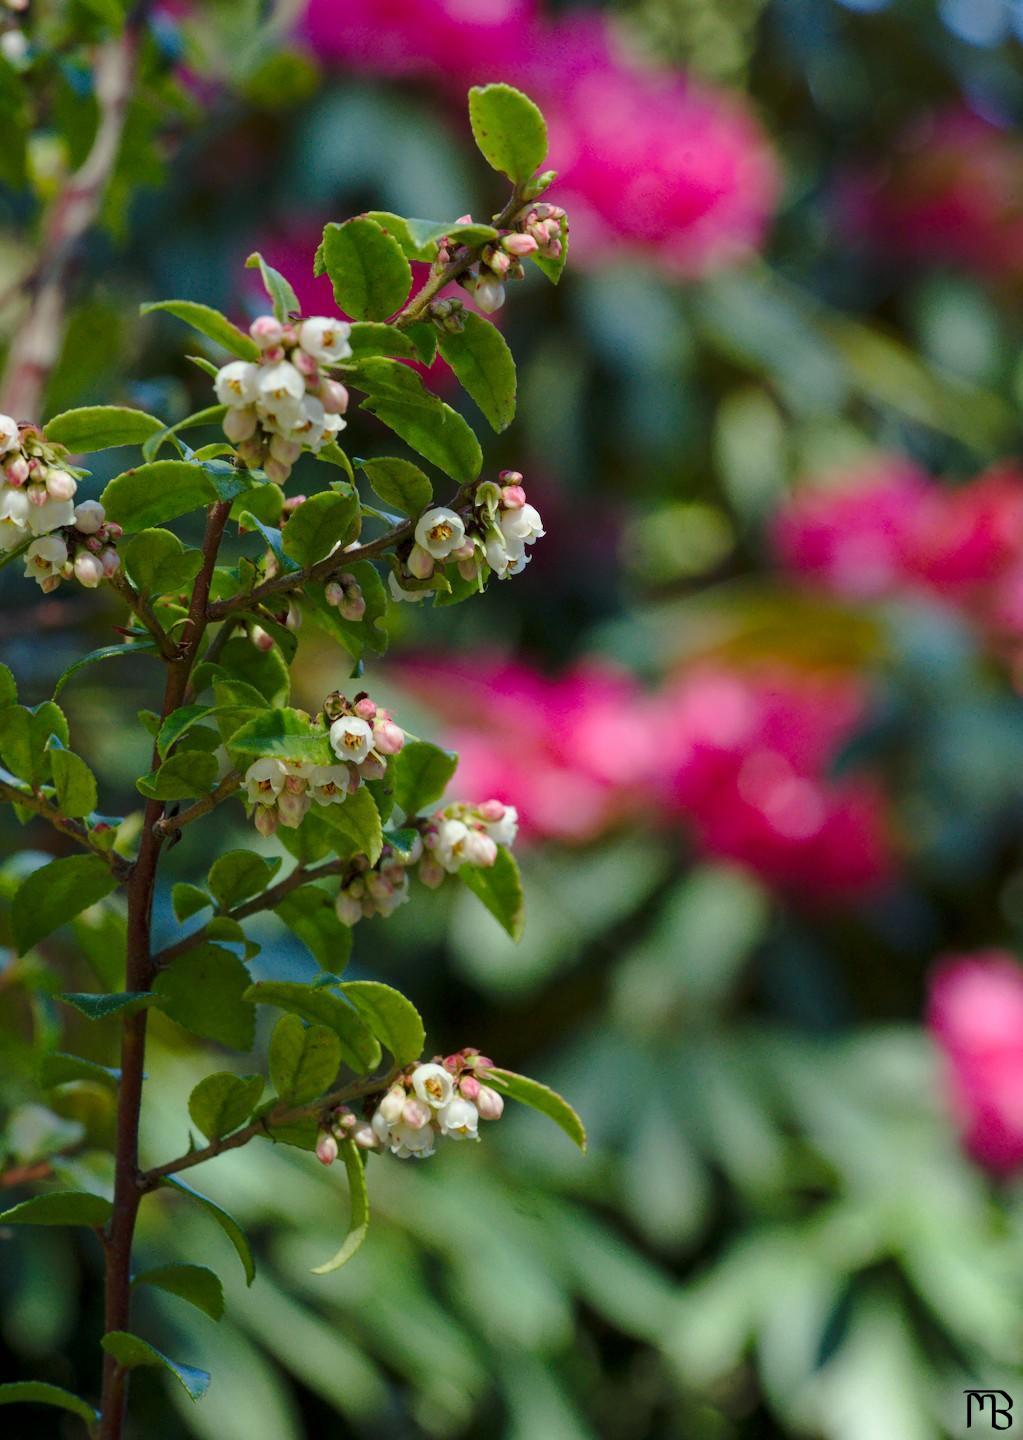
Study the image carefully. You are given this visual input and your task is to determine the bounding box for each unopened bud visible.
[474,278,505,314]
[325,580,344,607]
[250,315,284,348]
[223,407,258,443]
[459,1074,481,1101]
[253,805,278,838]
[407,543,434,580]
[265,458,291,486]
[502,232,539,257]
[99,547,120,578]
[476,1084,504,1121]
[418,856,446,889]
[373,720,404,756]
[320,379,349,415]
[250,624,274,652]
[45,469,76,500]
[316,1131,339,1165]
[74,552,104,588]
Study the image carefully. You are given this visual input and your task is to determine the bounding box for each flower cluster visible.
[215,315,351,483]
[928,951,1023,1174]
[317,1052,505,1164]
[417,799,518,888]
[242,693,405,837]
[447,206,565,314]
[0,416,121,592]
[389,472,544,602]
[335,841,416,925]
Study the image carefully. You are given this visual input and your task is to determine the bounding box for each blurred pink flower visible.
[928,951,1023,1174]
[840,106,1023,283]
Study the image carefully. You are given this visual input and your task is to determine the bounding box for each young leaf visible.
[390,740,458,816]
[50,748,98,818]
[281,490,360,568]
[245,251,299,322]
[244,981,380,1073]
[100,1333,210,1403]
[162,1176,255,1285]
[207,850,280,910]
[406,321,439,366]
[123,529,204,597]
[59,992,162,1022]
[360,393,482,483]
[141,299,260,360]
[311,1139,369,1274]
[188,1071,264,1140]
[53,642,159,701]
[438,312,517,432]
[340,981,424,1066]
[0,1382,99,1428]
[320,217,412,321]
[347,322,416,360]
[269,1014,341,1103]
[468,83,547,184]
[39,1052,120,1088]
[226,709,332,767]
[0,1190,113,1227]
[0,700,69,781]
[172,883,212,923]
[212,637,290,708]
[12,855,119,956]
[276,887,353,971]
[154,945,255,1050]
[486,1068,587,1151]
[359,457,432,516]
[101,460,220,533]
[44,404,166,452]
[363,211,499,261]
[459,847,525,941]
[136,750,219,801]
[133,1263,225,1322]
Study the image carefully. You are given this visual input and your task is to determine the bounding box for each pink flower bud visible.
[502,232,539,257]
[407,543,434,580]
[5,456,28,486]
[501,484,527,508]
[418,857,446,889]
[443,1054,462,1073]
[456,213,473,225]
[335,889,364,927]
[100,547,120,578]
[265,458,291,486]
[352,1120,379,1149]
[463,830,498,867]
[459,1074,481,1101]
[253,805,278,838]
[456,557,477,582]
[250,624,274,652]
[478,799,506,822]
[250,315,284,348]
[353,697,377,720]
[316,1131,339,1166]
[373,720,404,756]
[223,406,258,443]
[402,1097,432,1130]
[74,552,104,588]
[105,522,123,540]
[283,494,306,514]
[378,1085,406,1125]
[270,435,302,465]
[325,580,344,607]
[340,594,366,621]
[27,484,47,507]
[236,437,265,468]
[320,379,349,415]
[45,469,76,500]
[476,1085,504,1121]
[474,278,505,314]
[280,324,298,348]
[473,1054,495,1072]
[360,754,386,782]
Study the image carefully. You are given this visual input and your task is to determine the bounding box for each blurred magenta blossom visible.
[301,1,779,276]
[399,655,892,897]
[929,952,1023,1173]
[840,106,1023,282]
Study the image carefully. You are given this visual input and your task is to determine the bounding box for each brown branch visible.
[151,770,242,839]
[108,573,178,662]
[0,778,132,878]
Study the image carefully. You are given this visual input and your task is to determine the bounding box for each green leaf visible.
[136,750,218,800]
[154,945,255,1050]
[244,981,380,1073]
[142,404,229,463]
[141,299,259,360]
[359,457,432,516]
[363,211,499,261]
[0,1190,113,1227]
[0,1381,99,1428]
[532,213,569,284]
[406,321,439,365]
[226,708,332,766]
[459,847,525,941]
[12,855,119,956]
[316,785,384,864]
[301,559,388,662]
[438,311,516,431]
[316,440,356,481]
[486,1067,586,1151]
[0,662,15,707]
[53,643,158,700]
[157,704,214,761]
[281,490,360,568]
[360,393,481,483]
[245,251,299,322]
[390,740,458,816]
[347,322,416,360]
[211,637,290,708]
[276,886,353,971]
[102,460,263,533]
[269,1014,341,1103]
[311,1139,370,1274]
[163,1176,255,1285]
[59,992,161,1022]
[100,1332,210,1403]
[468,83,547,184]
[320,217,412,321]
[172,883,212,923]
[39,1052,120,1088]
[340,981,424,1066]
[133,1263,225,1322]
[123,528,204,597]
[188,1071,264,1140]
[207,850,280,910]
[0,700,69,781]
[51,749,98,818]
[44,404,166,453]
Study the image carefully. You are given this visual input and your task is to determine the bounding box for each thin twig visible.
[108,573,178,662]
[0,779,132,878]
[151,771,242,839]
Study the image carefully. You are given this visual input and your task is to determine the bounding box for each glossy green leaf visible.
[39,1052,120,1088]
[311,1139,369,1274]
[276,886,353,971]
[0,662,15,707]
[316,785,384,864]
[245,251,299,322]
[244,981,380,1073]
[207,850,280,910]
[390,740,458,816]
[58,992,161,1022]
[269,1014,341,1103]
[360,393,481,483]
[363,211,499,261]
[486,1067,587,1150]
[468,83,547,184]
[44,404,165,452]
[154,945,255,1050]
[319,217,412,321]
[226,709,332,767]
[0,1190,112,1227]
[12,855,118,956]
[133,1263,225,1322]
[347,322,416,360]
[188,1071,264,1140]
[141,299,259,360]
[0,700,68,781]
[0,1381,99,1428]
[123,528,204,597]
[136,750,218,801]
[50,748,98,818]
[172,883,212,923]
[100,1332,210,1402]
[281,490,360,568]
[359,457,432,516]
[53,643,158,700]
[163,1176,255,1285]
[340,981,424,1065]
[459,846,525,941]
[438,312,517,431]
[102,460,262,533]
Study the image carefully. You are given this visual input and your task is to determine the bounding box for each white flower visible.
[73,500,105,534]
[411,1063,454,1110]
[24,534,68,585]
[414,506,466,560]
[329,715,373,765]
[26,494,75,535]
[484,529,520,577]
[378,1085,407,1126]
[244,756,287,805]
[485,805,519,848]
[500,502,544,545]
[45,468,77,501]
[0,485,30,528]
[437,1096,479,1140]
[474,278,505,313]
[308,764,349,805]
[299,317,353,365]
[390,1122,436,1159]
[335,890,364,927]
[374,871,410,917]
[371,1109,394,1147]
[277,789,311,829]
[74,552,104,588]
[0,414,19,455]
[215,360,259,408]
[388,571,426,603]
[433,817,470,873]
[287,394,344,453]
[256,361,306,432]
[461,829,497,868]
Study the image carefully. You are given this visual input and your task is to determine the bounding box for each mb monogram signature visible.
[966,1391,1015,1430]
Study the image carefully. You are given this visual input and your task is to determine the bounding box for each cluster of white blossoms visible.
[441,204,565,315]
[242,693,405,837]
[389,472,543,603]
[418,799,518,888]
[316,1051,505,1165]
[0,416,121,592]
[214,315,352,484]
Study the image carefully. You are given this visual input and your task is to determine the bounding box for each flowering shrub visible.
[0,81,583,1439]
